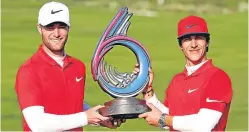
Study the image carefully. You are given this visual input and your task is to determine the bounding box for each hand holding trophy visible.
[91,7,152,124]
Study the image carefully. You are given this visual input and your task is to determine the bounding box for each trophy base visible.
[98,97,151,119]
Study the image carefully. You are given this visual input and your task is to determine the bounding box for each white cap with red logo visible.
[38,1,70,26]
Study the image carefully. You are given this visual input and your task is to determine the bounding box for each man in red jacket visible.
[15,1,120,131]
[138,15,233,131]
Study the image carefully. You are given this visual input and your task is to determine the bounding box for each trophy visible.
[91,7,151,119]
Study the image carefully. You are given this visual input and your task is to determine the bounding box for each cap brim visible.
[40,21,70,27]
[177,32,210,39]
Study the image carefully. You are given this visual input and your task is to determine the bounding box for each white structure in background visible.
[157,0,165,5]
[238,1,248,12]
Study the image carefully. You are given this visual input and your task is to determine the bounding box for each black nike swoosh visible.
[51,9,63,14]
[186,24,196,29]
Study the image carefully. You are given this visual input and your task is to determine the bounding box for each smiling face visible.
[37,22,69,55]
[180,35,208,66]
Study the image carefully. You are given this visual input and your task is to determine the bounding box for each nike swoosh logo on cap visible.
[186,24,196,29]
[51,9,63,14]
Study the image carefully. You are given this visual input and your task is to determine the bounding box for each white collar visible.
[185,60,208,76]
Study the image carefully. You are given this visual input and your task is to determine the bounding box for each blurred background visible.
[2,0,248,131]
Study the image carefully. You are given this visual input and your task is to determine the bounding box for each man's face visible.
[180,35,208,63]
[38,22,69,53]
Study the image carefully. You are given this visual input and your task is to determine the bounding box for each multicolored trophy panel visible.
[91,7,151,98]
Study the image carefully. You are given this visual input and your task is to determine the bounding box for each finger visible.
[138,112,148,118]
[148,68,153,86]
[92,105,105,111]
[97,114,110,121]
[93,119,101,123]
[135,63,139,67]
[100,116,110,121]
[121,119,126,123]
[109,117,114,120]
[100,120,115,128]
[149,67,153,72]
[118,119,122,127]
[146,102,155,109]
[113,119,118,126]
[133,68,140,73]
[133,69,140,75]
[114,119,122,127]
[149,70,153,78]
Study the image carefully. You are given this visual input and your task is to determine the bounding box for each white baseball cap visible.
[38,1,70,26]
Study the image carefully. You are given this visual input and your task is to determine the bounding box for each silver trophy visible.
[91,7,151,119]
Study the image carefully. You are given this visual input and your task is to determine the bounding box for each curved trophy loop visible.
[91,7,151,98]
